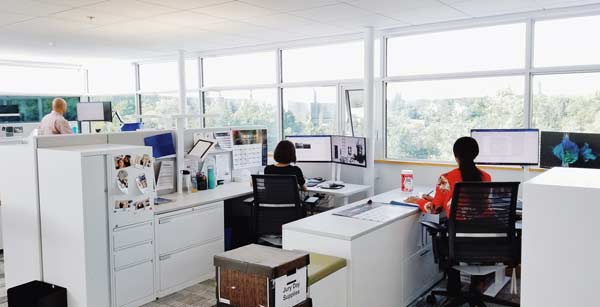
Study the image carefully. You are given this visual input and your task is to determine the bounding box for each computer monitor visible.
[286,135,332,163]
[540,131,600,169]
[471,129,539,165]
[331,136,367,168]
[76,102,112,122]
[0,105,20,122]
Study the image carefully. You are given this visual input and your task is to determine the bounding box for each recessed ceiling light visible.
[48,41,56,47]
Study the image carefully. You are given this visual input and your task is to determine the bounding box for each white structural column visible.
[176,50,187,193]
[363,27,375,195]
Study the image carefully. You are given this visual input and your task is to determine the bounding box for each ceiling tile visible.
[0,12,33,26]
[150,11,226,27]
[388,4,468,25]
[0,0,72,16]
[534,0,600,9]
[239,0,339,12]
[291,3,401,28]
[51,8,128,26]
[138,0,231,9]
[32,0,106,7]
[241,13,321,29]
[83,0,178,19]
[349,0,443,14]
[194,1,278,20]
[447,0,542,17]
[198,20,282,38]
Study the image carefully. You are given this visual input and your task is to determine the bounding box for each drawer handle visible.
[419,249,431,257]
[159,218,171,224]
[160,255,171,261]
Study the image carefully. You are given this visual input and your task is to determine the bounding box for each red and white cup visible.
[401,170,414,192]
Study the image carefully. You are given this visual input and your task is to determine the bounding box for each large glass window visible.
[185,59,200,89]
[203,52,275,87]
[534,15,600,67]
[283,87,337,136]
[0,65,83,95]
[87,62,135,95]
[140,93,179,128]
[89,95,136,127]
[386,77,525,161]
[282,41,364,83]
[204,89,278,150]
[387,23,526,76]
[139,62,178,92]
[532,73,600,132]
[186,91,202,128]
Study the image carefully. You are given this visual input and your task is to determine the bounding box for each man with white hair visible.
[38,98,73,135]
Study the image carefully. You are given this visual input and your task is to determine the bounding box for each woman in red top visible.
[405,137,491,216]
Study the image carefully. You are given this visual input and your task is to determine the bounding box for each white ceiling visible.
[0,0,598,62]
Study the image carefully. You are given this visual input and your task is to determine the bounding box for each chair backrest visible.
[251,175,304,237]
[448,181,520,264]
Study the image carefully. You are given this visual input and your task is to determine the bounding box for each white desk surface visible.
[283,186,428,241]
[154,182,252,215]
[154,181,372,215]
[307,182,370,196]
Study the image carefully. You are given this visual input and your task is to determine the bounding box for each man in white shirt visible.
[38,98,73,135]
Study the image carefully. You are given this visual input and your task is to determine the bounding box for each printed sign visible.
[274,266,307,307]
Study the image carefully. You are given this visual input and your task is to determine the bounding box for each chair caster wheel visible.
[426,294,437,304]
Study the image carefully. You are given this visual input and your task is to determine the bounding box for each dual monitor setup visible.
[286,135,367,168]
[471,129,600,169]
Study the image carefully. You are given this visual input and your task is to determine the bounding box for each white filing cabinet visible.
[37,144,157,307]
[155,202,224,297]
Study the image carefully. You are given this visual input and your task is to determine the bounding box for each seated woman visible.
[264,140,308,191]
[405,137,491,216]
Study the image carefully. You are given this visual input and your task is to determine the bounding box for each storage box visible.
[7,280,67,307]
[215,244,311,307]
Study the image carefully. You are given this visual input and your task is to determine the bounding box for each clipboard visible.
[187,138,215,161]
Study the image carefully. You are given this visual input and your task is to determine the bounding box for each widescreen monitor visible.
[540,131,600,169]
[471,129,539,165]
[331,136,367,168]
[286,135,332,163]
[76,102,112,122]
[0,105,20,122]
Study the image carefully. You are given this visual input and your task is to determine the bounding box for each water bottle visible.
[401,170,414,192]
[207,167,215,189]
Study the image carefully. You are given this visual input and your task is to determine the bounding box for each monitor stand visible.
[330,162,344,185]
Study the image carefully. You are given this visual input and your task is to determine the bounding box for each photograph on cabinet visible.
[115,200,132,210]
[115,154,132,169]
[136,174,148,193]
[116,170,129,193]
[134,154,152,168]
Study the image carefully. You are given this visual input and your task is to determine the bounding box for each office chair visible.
[422,182,521,307]
[251,175,307,247]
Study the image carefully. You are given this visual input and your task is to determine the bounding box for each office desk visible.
[283,187,441,307]
[307,183,371,205]
[155,182,252,215]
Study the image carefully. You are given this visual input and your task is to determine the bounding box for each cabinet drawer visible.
[114,241,154,269]
[115,260,154,307]
[159,239,223,293]
[113,222,153,250]
[403,214,425,258]
[156,205,224,255]
[403,246,438,305]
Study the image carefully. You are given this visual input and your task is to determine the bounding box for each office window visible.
[40,97,80,121]
[87,62,135,95]
[283,87,337,136]
[535,15,600,67]
[0,65,83,95]
[204,89,278,150]
[140,93,179,128]
[387,23,525,76]
[282,41,364,82]
[532,73,600,133]
[386,76,525,161]
[139,62,178,92]
[203,51,275,87]
[185,59,200,89]
[344,89,365,137]
[186,91,202,128]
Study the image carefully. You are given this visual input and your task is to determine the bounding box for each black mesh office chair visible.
[422,182,521,307]
[251,175,307,247]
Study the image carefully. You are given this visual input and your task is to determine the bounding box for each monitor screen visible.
[331,136,367,168]
[0,105,20,122]
[77,102,112,122]
[286,135,332,163]
[471,129,539,165]
[540,131,600,169]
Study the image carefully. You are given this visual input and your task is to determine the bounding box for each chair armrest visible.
[421,221,445,233]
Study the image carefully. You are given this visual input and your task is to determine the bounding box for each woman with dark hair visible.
[405,137,491,216]
[264,140,308,191]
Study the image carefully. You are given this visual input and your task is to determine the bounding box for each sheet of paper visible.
[274,266,307,307]
[215,153,231,182]
[156,160,175,191]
